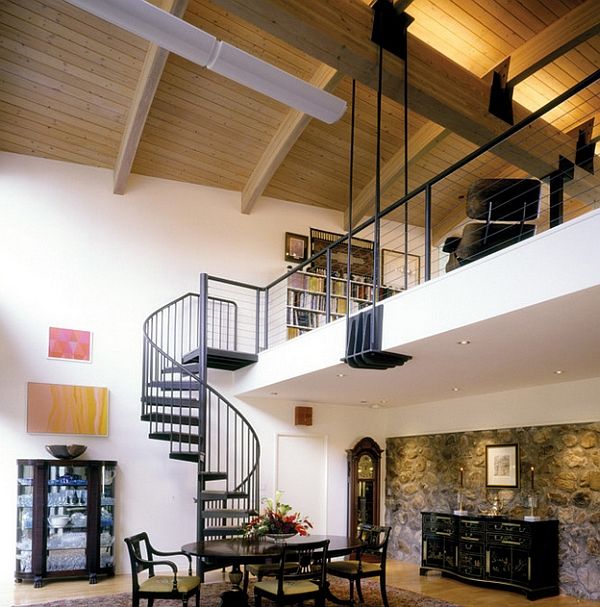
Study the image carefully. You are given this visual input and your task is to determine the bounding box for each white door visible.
[275,434,328,534]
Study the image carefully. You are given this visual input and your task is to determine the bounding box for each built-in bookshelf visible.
[286,270,396,339]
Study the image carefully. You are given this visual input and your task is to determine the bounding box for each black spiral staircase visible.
[141,279,260,572]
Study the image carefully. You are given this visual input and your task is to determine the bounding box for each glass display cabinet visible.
[16,459,116,588]
[346,437,382,535]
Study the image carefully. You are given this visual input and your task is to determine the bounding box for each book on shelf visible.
[288,272,306,290]
[285,267,399,339]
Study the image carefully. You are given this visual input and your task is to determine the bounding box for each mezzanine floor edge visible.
[5,560,598,607]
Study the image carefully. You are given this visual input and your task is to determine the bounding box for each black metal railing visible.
[173,70,599,355]
[142,292,260,535]
[261,69,599,348]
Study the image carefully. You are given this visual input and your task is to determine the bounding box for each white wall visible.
[236,398,388,535]
[0,152,365,578]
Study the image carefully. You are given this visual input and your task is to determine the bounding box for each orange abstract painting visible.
[27,383,108,436]
[48,327,92,362]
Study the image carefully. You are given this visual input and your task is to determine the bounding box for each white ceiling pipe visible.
[64,0,347,124]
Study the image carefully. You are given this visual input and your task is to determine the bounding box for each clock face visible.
[358,454,374,480]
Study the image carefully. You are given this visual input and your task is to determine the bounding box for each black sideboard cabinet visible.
[420,512,559,600]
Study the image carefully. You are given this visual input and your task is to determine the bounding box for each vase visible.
[265,533,296,543]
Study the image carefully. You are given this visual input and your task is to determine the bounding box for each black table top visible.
[182,535,359,564]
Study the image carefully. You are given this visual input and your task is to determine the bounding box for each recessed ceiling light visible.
[452,387,460,392]
[379,399,388,405]
[336,373,346,378]
[270,391,278,395]
[369,403,381,409]
[457,340,471,345]
[360,400,368,404]
[554,370,564,375]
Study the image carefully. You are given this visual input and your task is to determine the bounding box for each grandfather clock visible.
[347,437,383,535]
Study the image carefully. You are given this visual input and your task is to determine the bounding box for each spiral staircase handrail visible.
[142,291,260,499]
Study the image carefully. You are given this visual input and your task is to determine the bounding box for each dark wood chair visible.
[124,532,200,607]
[242,560,298,594]
[253,538,330,606]
[327,524,391,607]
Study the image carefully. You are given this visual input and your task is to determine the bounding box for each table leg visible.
[228,565,243,587]
[219,564,249,607]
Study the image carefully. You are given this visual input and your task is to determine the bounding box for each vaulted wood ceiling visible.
[1,0,598,240]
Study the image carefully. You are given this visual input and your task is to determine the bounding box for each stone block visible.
[554,476,577,492]
[562,433,578,447]
[586,471,600,491]
[564,452,587,468]
[572,491,592,508]
[581,432,598,449]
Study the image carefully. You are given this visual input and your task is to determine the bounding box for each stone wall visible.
[385,422,600,600]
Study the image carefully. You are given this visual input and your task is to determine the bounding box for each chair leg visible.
[356,578,364,604]
[380,574,390,607]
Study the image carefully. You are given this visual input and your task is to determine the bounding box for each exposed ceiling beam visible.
[113,0,188,195]
[210,1,599,182]
[241,65,342,214]
[208,0,492,141]
[506,0,600,86]
[344,0,600,228]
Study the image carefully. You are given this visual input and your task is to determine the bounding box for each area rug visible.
[15,578,457,607]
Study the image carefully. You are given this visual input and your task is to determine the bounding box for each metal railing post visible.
[425,183,432,282]
[263,289,269,351]
[255,288,261,354]
[197,273,209,550]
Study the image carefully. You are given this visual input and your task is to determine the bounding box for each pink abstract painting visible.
[48,327,92,362]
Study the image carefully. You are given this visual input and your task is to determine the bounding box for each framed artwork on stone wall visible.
[486,443,519,487]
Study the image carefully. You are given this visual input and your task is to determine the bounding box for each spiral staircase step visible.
[182,347,258,370]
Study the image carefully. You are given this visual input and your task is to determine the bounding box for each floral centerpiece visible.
[244,491,312,540]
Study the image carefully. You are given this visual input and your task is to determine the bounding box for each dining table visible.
[182,534,360,606]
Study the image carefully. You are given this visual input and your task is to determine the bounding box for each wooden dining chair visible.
[327,524,391,607]
[124,532,200,607]
[253,539,330,606]
[242,559,299,594]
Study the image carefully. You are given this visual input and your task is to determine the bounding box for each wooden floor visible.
[4,561,598,606]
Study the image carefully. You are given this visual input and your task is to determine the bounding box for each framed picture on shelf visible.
[381,249,420,289]
[486,443,519,488]
[285,232,309,263]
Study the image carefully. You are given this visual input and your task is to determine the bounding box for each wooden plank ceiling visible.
[1,0,598,240]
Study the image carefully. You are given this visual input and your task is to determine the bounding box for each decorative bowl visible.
[48,515,70,528]
[265,533,296,543]
[45,444,87,460]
